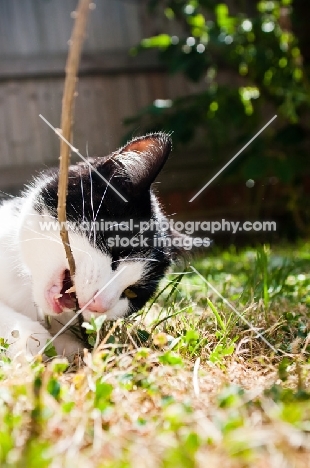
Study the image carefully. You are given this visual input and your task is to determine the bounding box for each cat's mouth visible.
[47,269,77,314]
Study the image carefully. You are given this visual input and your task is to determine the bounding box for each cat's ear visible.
[97,133,172,197]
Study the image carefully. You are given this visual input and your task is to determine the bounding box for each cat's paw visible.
[6,320,53,361]
[0,302,52,361]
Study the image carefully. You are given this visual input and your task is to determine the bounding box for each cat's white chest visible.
[0,199,37,320]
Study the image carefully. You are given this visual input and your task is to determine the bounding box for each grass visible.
[1,242,310,467]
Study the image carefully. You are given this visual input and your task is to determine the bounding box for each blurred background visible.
[0,0,309,244]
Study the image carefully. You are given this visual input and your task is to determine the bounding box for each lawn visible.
[0,243,310,467]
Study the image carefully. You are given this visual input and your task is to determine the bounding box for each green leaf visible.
[188,13,205,32]
[44,340,57,358]
[141,34,171,49]
[95,381,113,411]
[88,335,96,347]
[209,343,235,366]
[0,431,13,463]
[184,329,199,343]
[216,3,229,19]
[207,298,226,332]
[217,385,244,408]
[94,315,107,332]
[62,401,75,414]
[95,381,113,401]
[50,359,69,374]
[136,329,151,343]
[159,351,183,366]
[82,322,95,331]
[278,357,291,381]
[47,378,61,399]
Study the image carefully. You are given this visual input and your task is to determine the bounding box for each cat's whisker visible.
[0,190,14,198]
[22,225,94,259]
[22,226,65,247]
[104,222,128,232]
[116,217,160,264]
[69,204,81,219]
[23,212,53,218]
[168,272,193,275]
[79,166,86,223]
[18,237,62,244]
[94,174,114,223]
[88,162,96,247]
[113,258,160,263]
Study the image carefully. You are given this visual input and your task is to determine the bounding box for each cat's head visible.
[20,133,185,321]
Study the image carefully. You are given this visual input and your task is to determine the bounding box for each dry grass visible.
[0,243,310,467]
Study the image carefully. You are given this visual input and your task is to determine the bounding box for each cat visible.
[0,133,183,361]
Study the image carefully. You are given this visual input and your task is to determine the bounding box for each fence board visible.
[0,72,198,171]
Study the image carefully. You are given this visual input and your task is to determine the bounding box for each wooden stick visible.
[58,0,92,280]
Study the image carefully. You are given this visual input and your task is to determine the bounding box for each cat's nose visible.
[84,295,113,314]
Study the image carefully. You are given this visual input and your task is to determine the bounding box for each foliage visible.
[126,0,310,229]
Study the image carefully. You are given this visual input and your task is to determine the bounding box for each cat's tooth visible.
[65,286,76,294]
[54,293,63,299]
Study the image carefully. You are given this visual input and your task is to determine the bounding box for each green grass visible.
[0,243,310,467]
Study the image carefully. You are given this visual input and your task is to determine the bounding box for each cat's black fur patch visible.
[34,133,182,316]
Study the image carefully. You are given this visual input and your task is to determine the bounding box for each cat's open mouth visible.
[47,269,77,314]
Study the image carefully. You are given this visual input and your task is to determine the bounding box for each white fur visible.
[0,186,145,361]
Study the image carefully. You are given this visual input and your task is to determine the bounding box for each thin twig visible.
[58,0,92,279]
[95,320,123,354]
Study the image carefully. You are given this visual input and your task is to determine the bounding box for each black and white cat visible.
[0,133,182,360]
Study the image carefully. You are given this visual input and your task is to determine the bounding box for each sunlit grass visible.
[0,243,310,467]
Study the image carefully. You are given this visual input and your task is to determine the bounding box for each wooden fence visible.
[0,0,198,191]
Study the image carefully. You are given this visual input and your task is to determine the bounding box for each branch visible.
[57,0,92,280]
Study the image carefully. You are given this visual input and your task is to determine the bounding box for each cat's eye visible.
[123,288,138,299]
